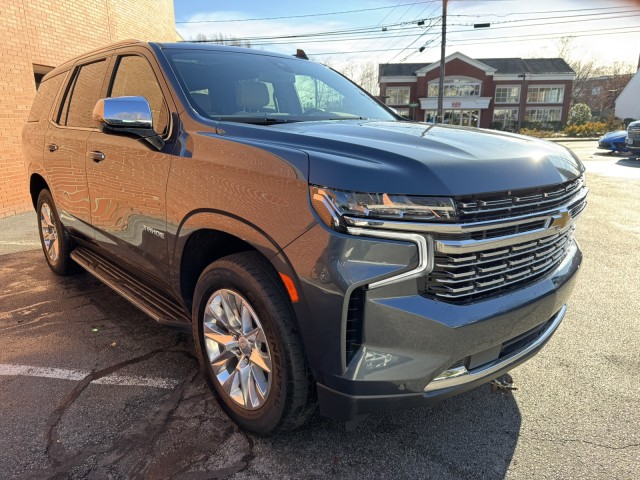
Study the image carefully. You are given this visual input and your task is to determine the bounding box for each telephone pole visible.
[437,0,447,123]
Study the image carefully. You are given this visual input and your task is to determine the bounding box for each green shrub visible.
[568,103,592,126]
[563,122,607,137]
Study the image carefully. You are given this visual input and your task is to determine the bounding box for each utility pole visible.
[437,0,447,123]
[517,73,527,132]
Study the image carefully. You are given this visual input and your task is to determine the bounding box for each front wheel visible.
[192,252,315,435]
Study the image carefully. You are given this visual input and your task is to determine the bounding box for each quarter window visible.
[110,55,169,135]
[527,86,564,103]
[59,60,108,128]
[495,86,520,104]
[385,87,410,105]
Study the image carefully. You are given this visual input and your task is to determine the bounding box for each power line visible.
[176,1,441,24]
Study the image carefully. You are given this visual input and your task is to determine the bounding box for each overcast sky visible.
[174,0,640,69]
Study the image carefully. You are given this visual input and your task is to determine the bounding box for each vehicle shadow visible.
[262,383,521,478]
[616,158,640,168]
[593,151,631,157]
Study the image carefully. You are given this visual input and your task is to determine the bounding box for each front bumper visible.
[282,222,582,422]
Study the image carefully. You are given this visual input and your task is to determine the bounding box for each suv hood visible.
[264,120,584,196]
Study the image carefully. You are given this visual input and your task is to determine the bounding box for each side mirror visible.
[92,96,164,150]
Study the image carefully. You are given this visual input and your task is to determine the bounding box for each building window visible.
[394,107,410,117]
[525,107,562,124]
[495,86,520,104]
[424,109,479,127]
[493,108,519,131]
[527,86,564,103]
[428,78,481,97]
[591,86,602,96]
[385,87,410,105]
[33,64,54,90]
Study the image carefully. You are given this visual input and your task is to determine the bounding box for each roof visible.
[380,56,574,77]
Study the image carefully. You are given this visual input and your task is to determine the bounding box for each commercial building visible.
[379,52,575,130]
[0,0,180,218]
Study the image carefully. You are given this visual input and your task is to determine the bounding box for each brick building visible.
[379,52,575,130]
[0,0,180,218]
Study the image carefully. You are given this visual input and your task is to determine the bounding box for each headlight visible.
[310,186,457,230]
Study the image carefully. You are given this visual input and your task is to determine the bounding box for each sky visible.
[174,0,640,70]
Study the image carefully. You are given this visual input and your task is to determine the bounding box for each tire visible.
[192,252,315,435]
[36,189,77,275]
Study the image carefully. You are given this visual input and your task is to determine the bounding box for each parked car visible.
[23,41,587,434]
[626,120,640,156]
[597,130,629,153]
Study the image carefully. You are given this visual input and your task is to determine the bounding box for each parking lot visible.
[1,140,638,479]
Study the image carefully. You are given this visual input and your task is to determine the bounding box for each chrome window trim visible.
[343,186,588,235]
[424,304,566,392]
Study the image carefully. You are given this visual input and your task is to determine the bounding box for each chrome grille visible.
[456,178,584,222]
[628,124,640,140]
[420,227,575,302]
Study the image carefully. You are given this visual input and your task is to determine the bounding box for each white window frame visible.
[492,108,519,129]
[526,85,565,104]
[427,76,482,98]
[525,107,562,123]
[495,86,520,104]
[385,86,410,105]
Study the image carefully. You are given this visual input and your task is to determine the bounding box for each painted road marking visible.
[0,364,180,389]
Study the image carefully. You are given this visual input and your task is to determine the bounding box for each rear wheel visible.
[192,252,315,435]
[36,189,76,275]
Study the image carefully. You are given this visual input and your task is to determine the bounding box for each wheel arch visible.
[29,173,49,210]
[173,210,303,314]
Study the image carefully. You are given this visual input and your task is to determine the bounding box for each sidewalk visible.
[0,211,40,255]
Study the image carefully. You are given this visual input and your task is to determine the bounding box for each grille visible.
[628,125,640,140]
[456,178,584,222]
[420,227,575,302]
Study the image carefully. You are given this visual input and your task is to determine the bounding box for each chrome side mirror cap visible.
[93,96,153,129]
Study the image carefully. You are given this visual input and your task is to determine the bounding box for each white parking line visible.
[0,363,180,389]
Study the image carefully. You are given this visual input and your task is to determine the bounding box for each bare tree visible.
[556,37,602,104]
[333,60,379,96]
[192,33,252,48]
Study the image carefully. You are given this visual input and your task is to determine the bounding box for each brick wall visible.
[0,0,179,218]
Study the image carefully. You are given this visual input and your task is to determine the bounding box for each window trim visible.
[494,85,520,104]
[385,86,411,106]
[526,85,565,104]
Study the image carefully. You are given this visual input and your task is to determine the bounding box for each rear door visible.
[44,55,110,238]
[85,47,175,282]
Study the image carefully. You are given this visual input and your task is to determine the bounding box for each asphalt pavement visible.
[0,140,638,479]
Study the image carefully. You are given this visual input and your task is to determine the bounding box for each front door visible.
[86,50,174,282]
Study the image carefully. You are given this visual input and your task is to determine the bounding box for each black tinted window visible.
[28,73,65,123]
[62,60,108,128]
[110,55,169,135]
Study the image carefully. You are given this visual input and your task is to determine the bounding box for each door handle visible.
[89,151,106,163]
[48,144,58,152]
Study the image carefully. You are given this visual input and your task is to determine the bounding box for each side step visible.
[71,246,191,330]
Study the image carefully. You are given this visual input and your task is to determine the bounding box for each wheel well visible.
[30,174,49,210]
[180,229,258,311]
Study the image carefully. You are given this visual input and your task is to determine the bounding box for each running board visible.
[70,246,191,330]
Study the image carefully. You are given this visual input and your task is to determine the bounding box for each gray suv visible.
[23,41,587,434]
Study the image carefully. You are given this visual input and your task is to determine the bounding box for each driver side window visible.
[109,55,169,135]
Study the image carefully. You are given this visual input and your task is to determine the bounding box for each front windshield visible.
[164,48,396,123]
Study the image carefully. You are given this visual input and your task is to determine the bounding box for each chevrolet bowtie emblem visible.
[550,210,572,230]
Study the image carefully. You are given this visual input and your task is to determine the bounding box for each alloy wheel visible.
[40,202,59,263]
[203,289,272,410]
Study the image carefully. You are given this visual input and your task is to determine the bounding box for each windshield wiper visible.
[212,116,300,126]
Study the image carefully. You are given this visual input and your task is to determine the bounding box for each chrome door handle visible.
[48,144,58,152]
[89,151,106,163]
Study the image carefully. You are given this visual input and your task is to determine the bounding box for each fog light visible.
[433,365,468,381]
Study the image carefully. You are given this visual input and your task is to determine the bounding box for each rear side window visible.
[59,59,108,128]
[109,55,169,135]
[27,73,65,123]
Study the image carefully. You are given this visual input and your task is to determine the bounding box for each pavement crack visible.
[43,338,185,471]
